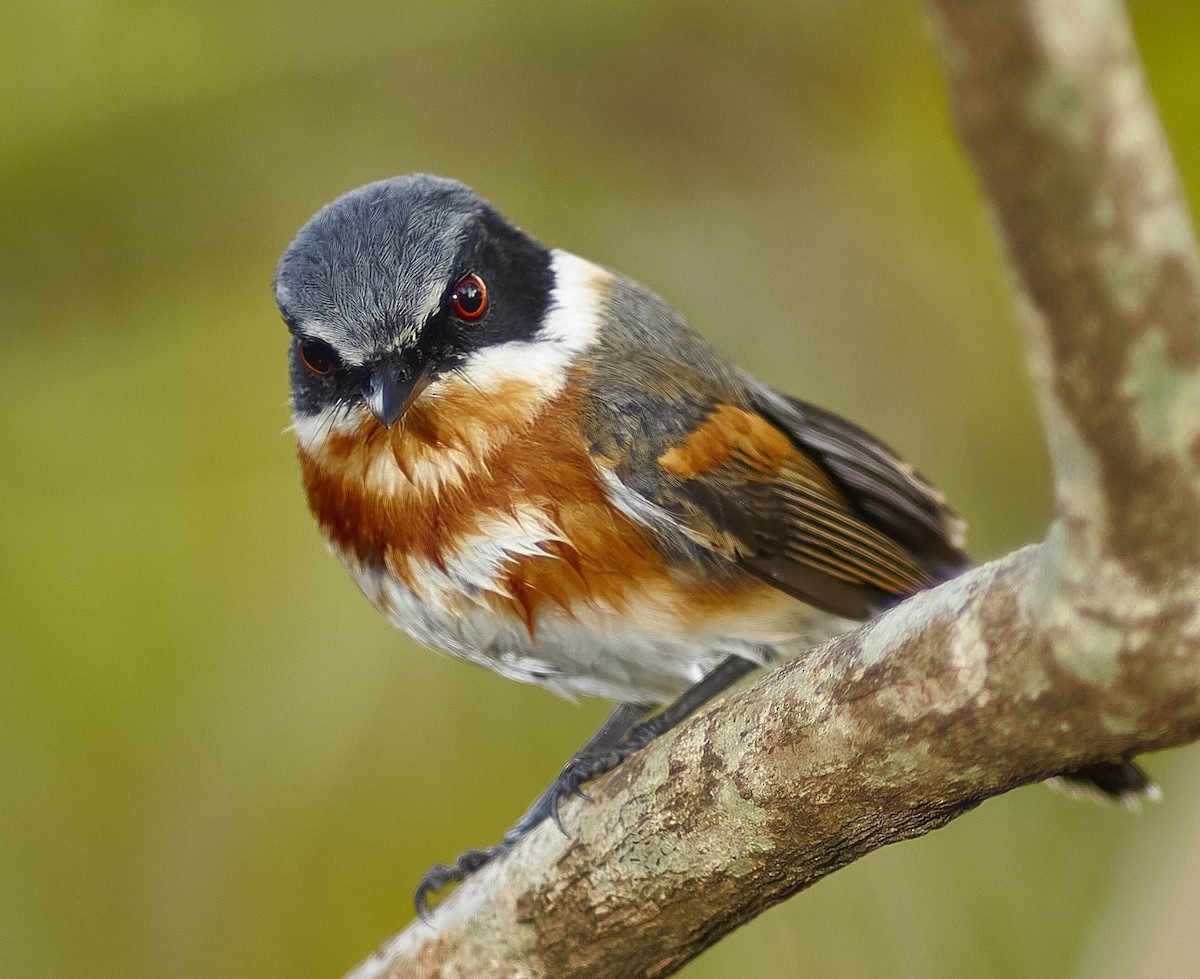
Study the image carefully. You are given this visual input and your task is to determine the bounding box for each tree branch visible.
[347,1,1200,976]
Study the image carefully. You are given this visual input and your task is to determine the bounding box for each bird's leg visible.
[414,701,649,918]
[545,655,759,811]
[414,655,758,918]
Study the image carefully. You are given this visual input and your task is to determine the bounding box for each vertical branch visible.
[928,0,1200,579]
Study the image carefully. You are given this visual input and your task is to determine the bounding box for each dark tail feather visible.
[1047,760,1160,806]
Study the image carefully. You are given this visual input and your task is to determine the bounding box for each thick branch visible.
[348,548,1200,979]
[928,0,1200,664]
[347,1,1200,976]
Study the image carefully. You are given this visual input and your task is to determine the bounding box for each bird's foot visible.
[414,843,509,922]
[413,724,653,917]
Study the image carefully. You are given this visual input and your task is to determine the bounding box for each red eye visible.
[298,338,338,376]
[451,273,488,320]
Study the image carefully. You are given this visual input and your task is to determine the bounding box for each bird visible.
[274,173,1155,916]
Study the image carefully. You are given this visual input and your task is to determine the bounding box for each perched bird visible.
[274,174,1153,914]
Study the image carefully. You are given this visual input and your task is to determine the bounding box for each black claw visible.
[545,760,601,836]
[549,802,569,836]
[414,863,459,923]
[413,845,511,919]
[547,776,574,836]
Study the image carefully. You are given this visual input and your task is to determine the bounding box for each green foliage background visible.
[3,2,1199,976]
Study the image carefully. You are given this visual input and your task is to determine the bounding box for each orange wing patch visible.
[653,402,931,602]
[658,404,825,486]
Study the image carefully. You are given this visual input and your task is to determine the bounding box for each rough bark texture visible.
[346,1,1200,976]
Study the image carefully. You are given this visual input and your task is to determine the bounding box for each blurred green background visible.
[3,1,1199,977]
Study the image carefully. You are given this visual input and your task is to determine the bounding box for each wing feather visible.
[587,385,965,619]
[748,384,968,581]
[577,282,968,620]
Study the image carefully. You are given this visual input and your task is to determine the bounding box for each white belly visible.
[337,543,855,704]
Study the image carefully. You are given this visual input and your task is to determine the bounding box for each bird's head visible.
[275,174,564,433]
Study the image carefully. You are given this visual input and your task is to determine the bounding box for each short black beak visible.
[364,362,429,428]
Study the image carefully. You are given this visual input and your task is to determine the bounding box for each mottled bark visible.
[346,1,1200,976]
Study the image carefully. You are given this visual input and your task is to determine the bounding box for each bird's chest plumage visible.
[295,376,822,702]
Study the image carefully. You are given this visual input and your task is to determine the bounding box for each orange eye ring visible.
[451,273,488,320]
[298,338,338,376]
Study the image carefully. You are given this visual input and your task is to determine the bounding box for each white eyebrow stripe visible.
[290,321,368,367]
[289,249,609,380]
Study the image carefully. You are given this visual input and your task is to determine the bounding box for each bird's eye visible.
[450,273,488,321]
[298,338,339,377]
